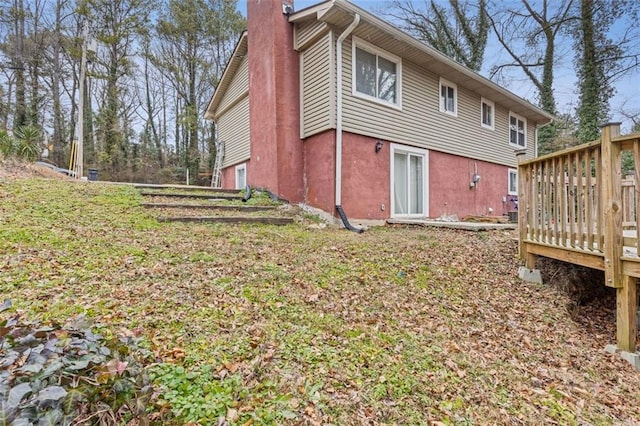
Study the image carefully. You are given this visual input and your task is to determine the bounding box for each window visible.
[353,37,401,107]
[235,163,246,190]
[439,78,457,116]
[509,112,527,148]
[508,169,518,195]
[391,145,429,217]
[481,98,494,130]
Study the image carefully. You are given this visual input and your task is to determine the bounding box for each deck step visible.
[157,216,294,225]
[142,203,275,212]
[134,184,239,193]
[140,192,243,200]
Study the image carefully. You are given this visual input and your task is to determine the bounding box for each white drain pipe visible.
[335,13,360,206]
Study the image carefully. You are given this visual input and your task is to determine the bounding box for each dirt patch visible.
[0,159,72,181]
[537,256,608,304]
[536,256,619,346]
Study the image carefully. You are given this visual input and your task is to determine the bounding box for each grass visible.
[2,176,640,424]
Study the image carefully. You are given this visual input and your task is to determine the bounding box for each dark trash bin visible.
[88,168,98,181]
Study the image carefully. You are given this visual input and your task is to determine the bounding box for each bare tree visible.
[489,0,575,154]
[138,35,165,168]
[12,0,27,128]
[24,0,46,127]
[389,0,489,72]
[42,0,73,165]
[152,0,244,182]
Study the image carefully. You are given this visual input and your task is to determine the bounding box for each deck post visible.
[617,275,638,352]
[516,149,534,267]
[601,123,623,288]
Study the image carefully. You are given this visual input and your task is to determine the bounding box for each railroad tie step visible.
[157,216,294,225]
[141,203,276,212]
[139,191,243,200]
[134,184,239,193]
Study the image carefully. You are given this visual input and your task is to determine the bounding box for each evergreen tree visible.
[77,0,153,177]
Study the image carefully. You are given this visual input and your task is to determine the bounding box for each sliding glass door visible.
[392,146,428,217]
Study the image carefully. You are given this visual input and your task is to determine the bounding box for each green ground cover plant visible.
[0,300,154,425]
[1,171,640,424]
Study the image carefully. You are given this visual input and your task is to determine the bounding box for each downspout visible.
[335,12,362,233]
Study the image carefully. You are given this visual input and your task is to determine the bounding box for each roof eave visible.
[316,0,555,124]
[204,31,248,121]
[288,1,334,23]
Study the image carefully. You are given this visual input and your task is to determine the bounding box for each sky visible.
[236,0,640,133]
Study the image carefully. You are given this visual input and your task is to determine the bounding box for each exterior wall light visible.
[375,140,383,153]
[470,173,481,188]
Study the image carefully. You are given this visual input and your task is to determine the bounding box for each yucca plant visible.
[0,129,15,158]
[14,125,42,161]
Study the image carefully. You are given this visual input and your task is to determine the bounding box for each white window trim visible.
[235,163,247,190]
[390,144,429,218]
[480,97,495,130]
[439,77,457,117]
[509,111,527,149]
[508,168,518,195]
[351,36,402,110]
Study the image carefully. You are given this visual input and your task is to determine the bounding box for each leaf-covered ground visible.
[2,174,640,425]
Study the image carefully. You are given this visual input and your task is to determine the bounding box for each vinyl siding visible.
[218,95,250,168]
[217,56,249,116]
[341,36,537,167]
[215,52,250,168]
[295,19,330,50]
[301,32,334,138]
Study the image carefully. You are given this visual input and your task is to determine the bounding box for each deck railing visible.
[622,177,636,228]
[518,123,640,354]
[518,139,604,252]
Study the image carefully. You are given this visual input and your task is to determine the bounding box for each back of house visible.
[204,0,553,224]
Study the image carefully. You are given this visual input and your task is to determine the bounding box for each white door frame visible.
[235,163,247,190]
[390,144,429,218]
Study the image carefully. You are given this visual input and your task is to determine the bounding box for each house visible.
[204,0,554,225]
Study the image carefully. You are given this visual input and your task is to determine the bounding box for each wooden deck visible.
[518,123,640,356]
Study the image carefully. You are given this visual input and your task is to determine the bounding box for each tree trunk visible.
[187,57,199,183]
[28,0,43,127]
[14,0,27,129]
[576,0,601,143]
[143,50,163,168]
[51,0,65,165]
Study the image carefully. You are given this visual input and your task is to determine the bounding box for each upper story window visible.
[481,98,494,130]
[439,78,457,116]
[353,37,401,108]
[509,112,527,148]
